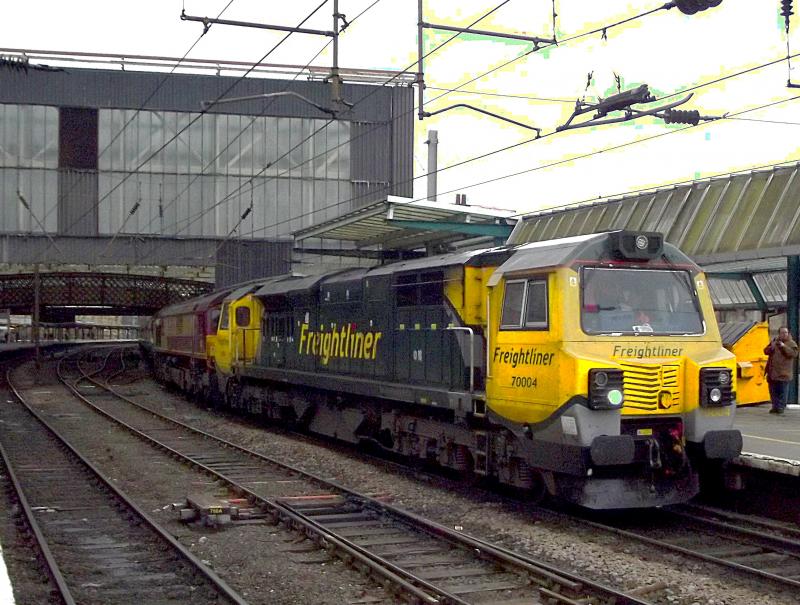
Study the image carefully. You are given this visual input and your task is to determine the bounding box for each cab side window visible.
[208,309,220,334]
[500,278,548,330]
[524,280,548,328]
[500,281,525,328]
[235,306,250,327]
[219,302,230,330]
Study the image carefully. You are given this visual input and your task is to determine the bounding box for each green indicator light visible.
[607,389,623,406]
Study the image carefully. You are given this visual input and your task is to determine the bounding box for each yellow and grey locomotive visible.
[144,231,741,508]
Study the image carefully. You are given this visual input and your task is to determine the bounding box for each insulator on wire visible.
[782,0,794,31]
[662,109,701,125]
[675,0,723,15]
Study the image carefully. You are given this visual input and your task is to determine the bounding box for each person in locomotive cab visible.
[764,326,798,414]
[584,278,650,332]
[620,288,652,331]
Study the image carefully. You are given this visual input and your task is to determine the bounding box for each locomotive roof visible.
[254,272,342,298]
[366,247,503,277]
[487,232,698,286]
[155,287,233,317]
[224,275,287,302]
[247,231,697,301]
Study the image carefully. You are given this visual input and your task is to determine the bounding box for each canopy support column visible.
[787,255,800,404]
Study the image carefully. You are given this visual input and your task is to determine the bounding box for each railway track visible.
[103,345,800,597]
[559,500,800,591]
[0,365,248,605]
[51,345,652,605]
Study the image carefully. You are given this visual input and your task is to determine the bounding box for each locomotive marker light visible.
[589,368,625,409]
[593,370,609,387]
[607,389,624,407]
[635,235,649,250]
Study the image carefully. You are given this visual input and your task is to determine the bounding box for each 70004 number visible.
[511,376,537,388]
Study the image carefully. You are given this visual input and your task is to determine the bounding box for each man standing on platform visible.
[765,326,799,414]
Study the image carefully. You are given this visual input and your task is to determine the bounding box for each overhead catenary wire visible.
[48,0,331,261]
[156,1,680,247]
[137,0,521,256]
[425,86,574,103]
[135,0,387,243]
[438,95,800,221]
[33,0,239,237]
[240,93,800,239]
[174,49,800,246]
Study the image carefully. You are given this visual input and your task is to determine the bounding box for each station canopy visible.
[293,196,516,251]
[507,162,800,312]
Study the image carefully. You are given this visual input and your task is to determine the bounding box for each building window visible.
[219,302,230,330]
[59,107,98,170]
[96,109,351,238]
[0,103,59,233]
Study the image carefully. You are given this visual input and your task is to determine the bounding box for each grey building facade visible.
[0,62,413,285]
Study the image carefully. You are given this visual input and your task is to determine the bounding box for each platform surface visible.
[734,404,800,474]
[0,544,16,605]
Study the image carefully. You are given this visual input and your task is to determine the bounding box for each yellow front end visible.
[483,264,741,508]
[486,267,738,423]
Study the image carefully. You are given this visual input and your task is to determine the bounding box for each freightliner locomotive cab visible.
[483,231,741,507]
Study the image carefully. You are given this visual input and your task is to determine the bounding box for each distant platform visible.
[734,404,800,476]
[0,340,137,357]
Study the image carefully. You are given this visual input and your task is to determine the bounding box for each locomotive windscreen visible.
[581,267,704,335]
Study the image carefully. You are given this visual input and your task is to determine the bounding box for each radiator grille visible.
[621,363,681,410]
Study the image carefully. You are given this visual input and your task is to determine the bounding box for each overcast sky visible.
[2,1,798,216]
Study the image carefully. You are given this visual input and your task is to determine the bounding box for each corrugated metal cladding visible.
[351,121,391,207]
[508,163,800,263]
[0,65,413,279]
[391,87,414,198]
[0,69,414,231]
[215,239,292,288]
[0,67,402,122]
[0,233,287,271]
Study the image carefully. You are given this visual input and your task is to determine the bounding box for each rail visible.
[54,345,652,605]
[4,362,248,605]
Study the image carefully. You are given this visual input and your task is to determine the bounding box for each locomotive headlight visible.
[635,235,649,250]
[588,369,624,410]
[700,368,733,407]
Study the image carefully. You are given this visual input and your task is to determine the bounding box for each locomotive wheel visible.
[224,379,242,409]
